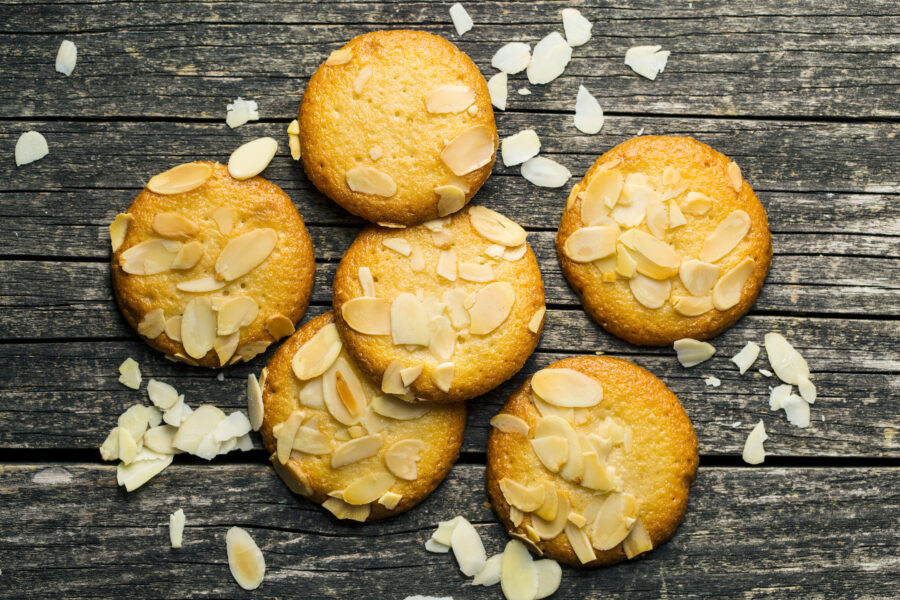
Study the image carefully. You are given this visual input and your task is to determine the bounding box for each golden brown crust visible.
[332,206,546,403]
[556,136,773,346]
[299,30,497,226]
[111,162,316,367]
[486,356,699,567]
[261,312,467,520]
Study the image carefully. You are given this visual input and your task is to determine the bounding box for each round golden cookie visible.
[486,356,698,567]
[260,312,466,521]
[332,206,546,403]
[556,136,772,346]
[110,161,316,368]
[299,30,498,227]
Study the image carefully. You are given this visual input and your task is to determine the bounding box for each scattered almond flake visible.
[673,338,716,368]
[213,411,252,442]
[369,146,383,161]
[487,72,508,111]
[449,3,473,36]
[424,538,451,553]
[764,332,810,385]
[118,358,142,389]
[501,129,541,167]
[492,42,531,75]
[450,517,486,577]
[226,527,266,590]
[147,379,178,410]
[55,40,77,76]
[731,341,761,374]
[636,127,645,136]
[573,85,604,134]
[14,131,49,166]
[759,368,774,377]
[163,395,192,427]
[527,32,572,85]
[383,237,412,256]
[430,516,464,546]
[704,375,721,387]
[781,394,811,428]
[624,45,670,80]
[353,64,373,94]
[742,420,767,464]
[518,88,531,95]
[169,508,185,548]
[500,539,539,600]
[769,384,792,411]
[561,8,592,46]
[473,553,502,586]
[797,375,817,404]
[732,421,742,428]
[521,156,571,188]
[216,371,225,382]
[116,451,173,491]
[225,97,259,129]
[534,559,562,598]
[228,137,278,180]
[325,48,352,66]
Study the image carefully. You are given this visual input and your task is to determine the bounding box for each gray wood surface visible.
[1,0,898,597]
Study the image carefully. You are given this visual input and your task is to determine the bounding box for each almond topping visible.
[353,64,373,94]
[343,472,395,505]
[358,266,376,296]
[532,490,570,541]
[674,338,716,367]
[378,491,402,510]
[214,332,240,366]
[630,230,680,279]
[528,307,545,333]
[428,316,455,361]
[629,273,671,309]
[109,213,132,252]
[380,360,408,396]
[323,357,367,425]
[215,228,278,281]
[467,282,515,335]
[712,257,755,310]
[399,364,424,387]
[531,435,568,472]
[289,134,301,160]
[587,492,637,551]
[442,288,470,328]
[216,296,258,336]
[425,84,475,114]
[563,226,617,262]
[147,162,212,195]
[679,259,720,296]
[622,518,654,559]
[332,434,383,468]
[236,341,269,363]
[120,239,180,275]
[727,161,743,192]
[565,523,597,564]
[534,416,582,482]
[265,314,295,340]
[181,297,217,359]
[681,191,712,215]
[499,478,545,512]
[581,170,622,223]
[432,362,454,392]
[615,244,637,278]
[431,228,455,248]
[293,425,331,455]
[325,48,352,65]
[490,413,530,436]
[646,199,669,238]
[171,241,203,270]
[322,496,370,521]
[384,438,425,480]
[382,237,411,256]
[226,527,266,591]
[500,540,539,600]
[346,165,397,197]
[390,293,429,346]
[531,368,602,407]
[668,199,687,228]
[436,249,458,281]
[228,137,278,180]
[435,185,467,216]
[671,295,713,316]
[176,275,225,292]
[700,210,751,263]
[458,261,494,282]
[581,450,616,491]
[291,323,342,380]
[341,297,391,335]
[137,308,166,339]
[440,125,495,176]
[409,245,426,272]
[212,207,237,235]
[370,394,429,420]
[152,212,199,239]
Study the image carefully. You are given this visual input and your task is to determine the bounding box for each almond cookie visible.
[486,356,698,567]
[299,30,498,227]
[260,312,466,520]
[110,161,315,367]
[556,136,772,346]
[332,206,546,403]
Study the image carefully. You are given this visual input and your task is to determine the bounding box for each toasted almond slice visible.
[289,134,301,160]
[581,170,622,225]
[629,273,671,309]
[487,71,508,110]
[432,362,454,392]
[425,84,475,113]
[797,374,817,404]
[176,275,225,293]
[115,453,173,492]
[727,161,743,193]
[144,425,180,455]
[109,213,133,252]
[436,249,458,281]
[490,413,530,436]
[235,341,270,363]
[671,294,714,316]
[502,245,527,262]
[212,207,237,235]
[573,84,603,134]
[322,497,370,521]
[214,332,240,366]
[646,199,669,238]
[531,435,568,473]
[679,259,720,296]
[137,308,166,339]
[152,212,199,239]
[390,293,429,346]
[532,490,570,540]
[534,415,582,481]
[370,394,429,420]
[531,368,602,407]
[291,323,342,380]
[450,517,487,577]
[332,434,383,468]
[384,438,425,480]
[581,450,615,491]
[181,297,217,359]
[171,241,204,270]
[500,540,539,600]
[215,228,278,281]
[469,206,527,247]
[325,48,352,65]
[622,518,653,559]
[499,478,545,512]
[440,125,495,176]
[358,266,376,296]
[378,491,402,510]
[587,492,637,551]
[712,257,755,310]
[246,374,263,431]
[380,360,409,395]
[630,230,680,279]
[565,523,596,564]
[615,244,638,279]
[674,338,716,367]
[527,31,572,85]
[458,261,494,282]
[120,239,180,275]
[534,559,562,599]
[228,137,278,180]
[668,199,687,228]
[353,64,373,94]
[147,378,178,410]
[147,162,212,195]
[431,228,455,248]
[563,226,617,262]
[428,316,455,361]
[293,425,331,454]
[399,364,424,387]
[217,296,259,336]
[472,553,503,586]
[731,341,761,374]
[341,297,391,335]
[410,247,427,271]
[524,307,545,334]
[382,237,411,256]
[700,210,751,263]
[468,282,515,335]
[435,184,467,217]
[442,288,470,329]
[769,384,792,411]
[273,410,304,464]
[265,314,295,340]
[681,191,712,215]
[323,357,367,426]
[226,527,265,591]
[117,427,138,464]
[742,420,767,464]
[764,332,810,385]
[343,472,395,505]
[286,119,300,136]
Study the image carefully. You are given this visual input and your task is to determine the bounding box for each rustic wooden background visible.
[1,1,898,598]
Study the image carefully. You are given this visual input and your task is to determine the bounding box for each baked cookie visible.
[486,356,698,567]
[261,312,466,521]
[332,206,546,403]
[299,30,498,227]
[110,161,316,367]
[556,136,772,346]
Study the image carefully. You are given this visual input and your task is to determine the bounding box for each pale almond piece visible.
[428,316,455,361]
[488,71,508,111]
[645,199,669,238]
[343,472,395,505]
[14,130,49,166]
[147,162,212,195]
[382,237,411,256]
[727,161,743,193]
[432,362,454,392]
[469,206,527,247]
[797,374,817,404]
[323,357,367,426]
[163,316,182,342]
[700,210,751,263]
[169,508,185,549]
[668,199,687,228]
[246,374,264,431]
[177,275,226,293]
[502,244,527,262]
[118,427,138,464]
[573,84,603,134]
[629,273,671,309]
[289,134,301,160]
[624,45,670,80]
[534,559,562,599]
[228,137,278,180]
[326,48,352,65]
[226,527,265,591]
[490,413,529,436]
[531,368,602,407]
[378,221,406,229]
[285,119,300,136]
[353,64,373,94]
[377,491,402,510]
[509,507,525,527]
[501,129,541,167]
[782,393,810,428]
[442,288,470,329]
[430,516,465,546]
[384,438,425,480]
[274,410,304,464]
[323,497,370,521]
[137,308,166,339]
[492,42,531,74]
[451,517,487,577]
[532,490,569,540]
[531,435,568,472]
[742,420,767,464]
[341,297,391,335]
[291,323,342,380]
[630,230,680,279]
[371,394,429,420]
[400,364,424,387]
[449,2,473,35]
[521,156,571,188]
[472,553,503,586]
[622,518,653,559]
[265,314,295,340]
[348,425,366,439]
[215,228,278,281]
[109,213,133,252]
[423,217,450,232]
[152,212,199,239]
[764,332,810,385]
[212,207,237,235]
[120,239,180,275]
[458,261,494,282]
[144,425,180,455]
[528,307,546,333]
[562,7,592,46]
[674,338,716,367]
[681,191,712,215]
[214,332,240,366]
[565,523,596,564]
[679,259,720,296]
[611,182,656,227]
[380,360,409,395]
[581,170,622,223]
[332,434,383,468]
[235,341,270,363]
[671,295,714,317]
[534,415,582,481]
[615,244,638,279]
[425,84,475,113]
[467,282,515,335]
[563,226,617,262]
[55,39,77,75]
[581,450,615,491]
[712,257,755,310]
[436,249,458,281]
[410,245,427,272]
[499,478,545,512]
[293,426,331,454]
[217,296,259,336]
[425,538,451,554]
[435,185,467,216]
[172,404,226,456]
[440,125,494,176]
[390,293,430,346]
[501,540,539,600]
[115,452,173,492]
[171,241,204,270]
[731,341,761,374]
[527,31,572,85]
[181,297,217,359]
[358,266,376,297]
[147,378,178,410]
[299,379,325,410]
[588,491,637,551]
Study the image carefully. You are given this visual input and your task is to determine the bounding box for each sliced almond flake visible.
[55,39,77,75]
[573,85,603,134]
[568,511,587,528]
[499,478,545,512]
[531,435,568,473]
[468,206,527,247]
[450,517,487,577]
[172,404,226,457]
[236,341,270,363]
[215,228,278,281]
[490,413,529,436]
[409,245,426,272]
[742,420,767,464]
[118,357,142,389]
[518,87,531,95]
[492,42,531,74]
[425,84,475,114]
[503,244,527,261]
[528,307,546,333]
[442,288,470,329]
[679,259,720,296]
[322,496,370,521]
[266,314,295,340]
[118,427,138,464]
[384,438,425,480]
[629,273,671,309]
[147,379,178,410]
[485,244,505,259]
[399,364,424,387]
[378,221,405,229]
[629,230,680,279]
[673,338,716,367]
[765,332,810,386]
[449,2,473,35]
[534,559,562,599]
[532,490,569,540]
[325,48,352,65]
[712,257,755,310]
[14,131,49,166]
[352,64,373,94]
[346,165,397,197]
[120,239,180,275]
[428,316,455,361]
[704,375,721,388]
[378,491,402,510]
[147,162,212,195]
[487,72,508,111]
[293,425,331,454]
[109,213,133,252]
[681,191,712,215]
[116,452,173,492]
[217,296,259,336]
[332,434,383,468]
[467,281,515,335]
[176,275,225,293]
[431,249,456,283]
[225,97,259,128]
[731,342,761,374]
[561,8,592,46]
[700,210,751,263]
[163,316,182,342]
[587,491,637,551]
[527,32,572,85]
[473,553,503,587]
[564,523,596,564]
[425,538,451,553]
[581,170,622,224]
[615,243,638,278]
[323,358,367,425]
[440,125,495,176]
[152,212,199,240]
[500,540,539,600]
[168,508,185,549]
[501,129,541,167]
[797,375,817,404]
[431,228,455,248]
[432,362,454,392]
[213,412,251,443]
[226,527,265,591]
[100,427,120,461]
[292,323,342,380]
[228,137,278,180]
[390,293,429,346]
[563,226,617,262]
[137,308,166,339]
[645,199,669,238]
[509,506,525,527]
[521,156,571,188]
[273,410,304,464]
[531,368,602,407]
[341,297,391,336]
[247,374,264,431]
[370,394,429,421]
[624,45,670,80]
[380,360,409,396]
[214,332,240,366]
[431,185,466,218]
[662,181,690,201]
[622,518,653,559]
[343,472,395,505]
[671,294,713,317]
[358,266,376,297]
[458,261,494,282]
[382,237,411,256]
[727,161,744,193]
[171,241,204,270]
[211,207,237,235]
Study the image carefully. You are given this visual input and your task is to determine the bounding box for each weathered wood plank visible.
[1,1,898,118]
[1,311,896,456]
[0,463,896,599]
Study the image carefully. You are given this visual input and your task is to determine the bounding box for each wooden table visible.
[1,1,898,598]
